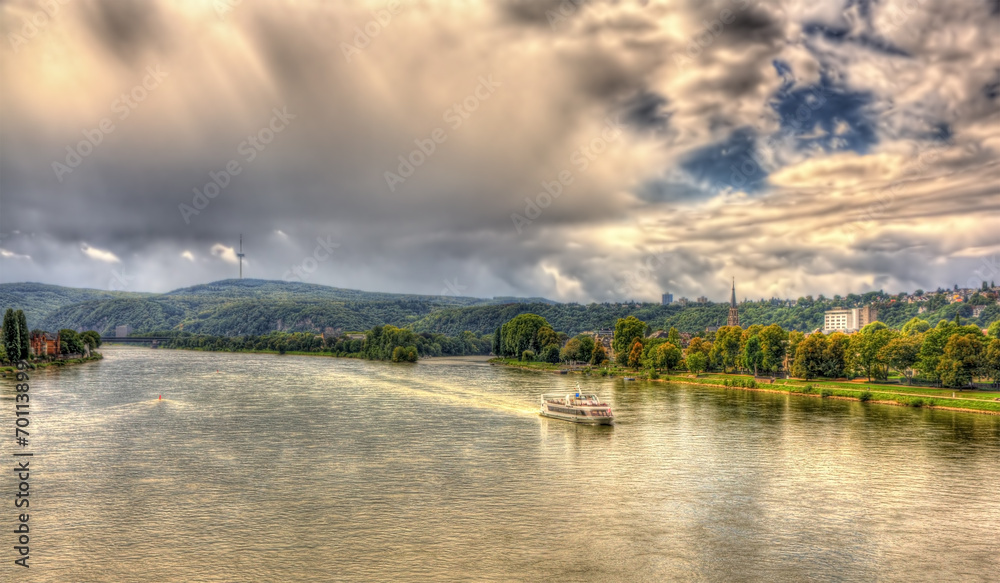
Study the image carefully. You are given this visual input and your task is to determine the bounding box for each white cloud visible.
[181,250,195,261]
[0,248,31,260]
[210,244,239,264]
[81,244,121,264]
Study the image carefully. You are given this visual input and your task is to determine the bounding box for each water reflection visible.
[1,347,998,582]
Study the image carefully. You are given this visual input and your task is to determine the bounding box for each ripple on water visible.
[2,346,999,582]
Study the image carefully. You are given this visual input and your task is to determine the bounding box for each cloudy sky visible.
[1,0,998,302]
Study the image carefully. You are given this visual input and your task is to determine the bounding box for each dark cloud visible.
[81,0,167,65]
[0,0,997,302]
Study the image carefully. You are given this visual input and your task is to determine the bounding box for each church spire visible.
[730,277,737,308]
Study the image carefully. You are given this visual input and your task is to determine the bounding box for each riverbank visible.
[0,353,104,376]
[489,358,1000,415]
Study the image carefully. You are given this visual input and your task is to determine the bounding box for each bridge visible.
[100,336,173,345]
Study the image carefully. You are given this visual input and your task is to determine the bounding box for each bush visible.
[521,350,535,362]
[801,385,815,394]
[859,391,872,402]
[648,369,660,380]
[541,344,561,364]
[599,368,610,377]
[906,397,926,408]
[820,388,834,398]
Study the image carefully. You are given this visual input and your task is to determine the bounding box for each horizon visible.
[2,276,991,306]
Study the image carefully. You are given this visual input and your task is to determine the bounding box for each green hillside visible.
[0,282,152,327]
[3,279,997,338]
[409,299,1000,336]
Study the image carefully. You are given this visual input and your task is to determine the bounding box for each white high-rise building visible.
[823,306,878,333]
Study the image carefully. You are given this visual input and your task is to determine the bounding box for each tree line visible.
[493,313,1000,389]
[162,327,491,362]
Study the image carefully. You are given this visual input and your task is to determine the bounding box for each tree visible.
[3,309,20,363]
[80,331,102,350]
[983,339,1000,384]
[847,328,894,382]
[741,335,764,376]
[758,324,787,373]
[560,337,582,363]
[787,330,805,368]
[16,310,29,361]
[59,329,85,355]
[626,338,644,369]
[902,317,931,336]
[823,331,850,378]
[499,314,550,358]
[686,351,708,374]
[391,346,418,362]
[880,334,921,384]
[916,321,983,382]
[613,316,646,359]
[575,335,595,364]
[537,326,560,351]
[590,342,607,365]
[791,333,826,380]
[937,333,984,388]
[521,349,536,362]
[667,327,680,346]
[859,321,888,335]
[687,337,710,357]
[988,321,1000,340]
[541,344,561,364]
[709,326,741,372]
[648,342,682,373]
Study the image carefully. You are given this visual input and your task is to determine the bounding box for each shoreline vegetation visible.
[155,327,492,362]
[490,358,1000,415]
[1,353,104,376]
[488,312,1000,416]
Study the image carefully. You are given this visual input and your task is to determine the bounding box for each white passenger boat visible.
[539,385,614,425]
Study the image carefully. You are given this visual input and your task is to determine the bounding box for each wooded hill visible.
[1,279,997,337]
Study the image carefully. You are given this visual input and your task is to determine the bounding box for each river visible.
[3,346,999,582]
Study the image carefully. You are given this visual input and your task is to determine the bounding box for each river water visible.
[2,346,999,582]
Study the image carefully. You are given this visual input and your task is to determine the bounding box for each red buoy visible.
[159,395,162,400]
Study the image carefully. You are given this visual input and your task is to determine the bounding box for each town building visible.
[823,305,879,333]
[30,331,60,357]
[727,279,740,327]
[661,293,673,305]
